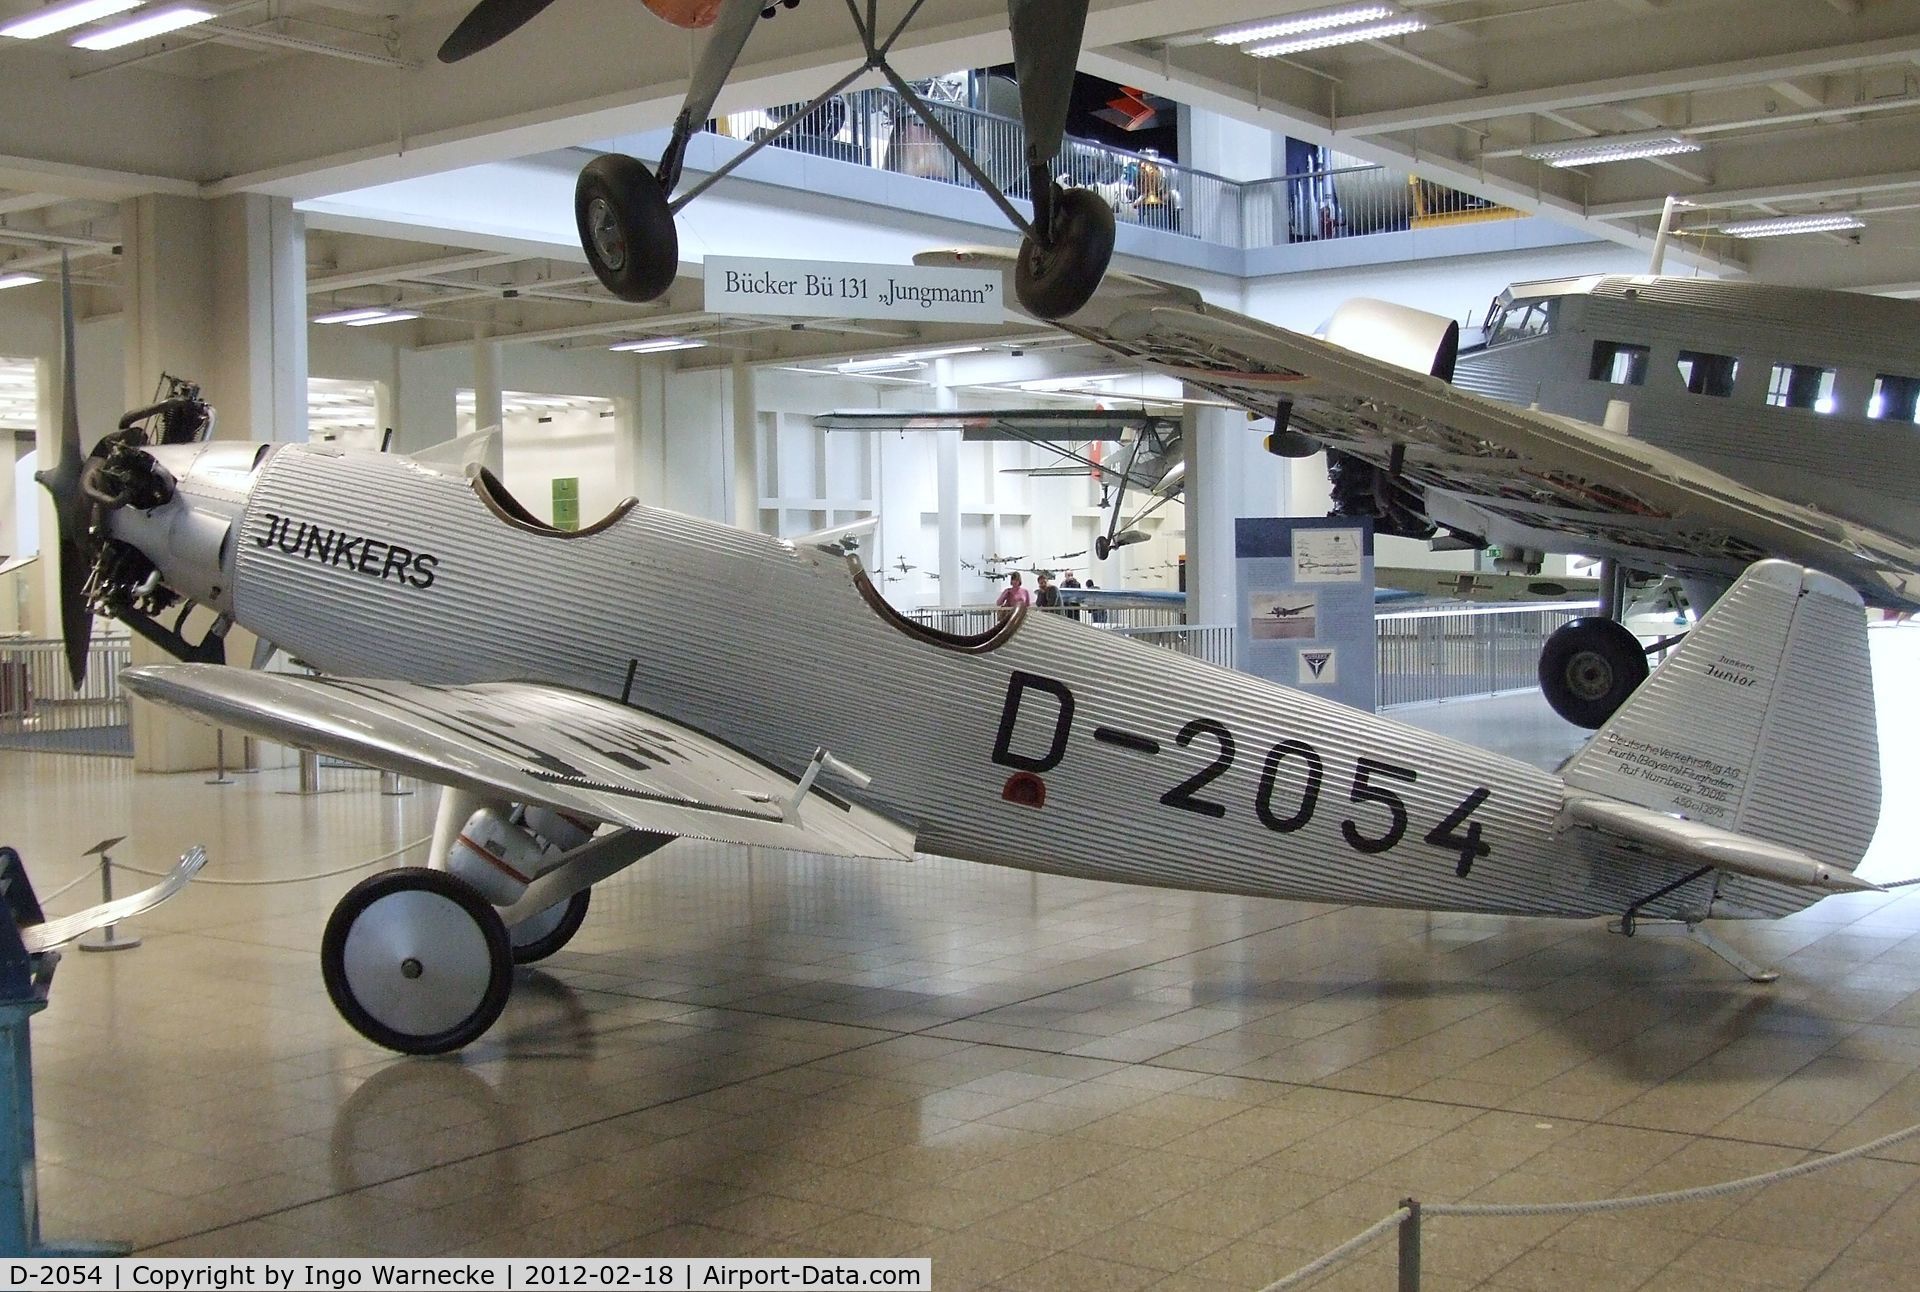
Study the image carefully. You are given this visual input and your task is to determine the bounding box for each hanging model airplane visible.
[31,270,1891,1055]
[919,249,1920,729]
[433,0,1115,319]
[817,406,1185,559]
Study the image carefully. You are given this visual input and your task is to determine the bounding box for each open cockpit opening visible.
[851,567,1022,653]
[470,467,636,538]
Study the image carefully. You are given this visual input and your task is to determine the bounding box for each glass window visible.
[1767,363,1837,413]
[1590,340,1649,386]
[1677,350,1739,397]
[1486,298,1556,347]
[1868,374,1920,422]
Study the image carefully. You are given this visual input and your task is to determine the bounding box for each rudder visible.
[1562,560,1879,872]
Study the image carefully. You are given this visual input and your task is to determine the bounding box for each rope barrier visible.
[1421,1117,1920,1218]
[1255,1118,1920,1290]
[1253,1208,1409,1292]
[107,836,431,888]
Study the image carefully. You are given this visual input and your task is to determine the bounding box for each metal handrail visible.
[710,86,1520,250]
[0,637,131,716]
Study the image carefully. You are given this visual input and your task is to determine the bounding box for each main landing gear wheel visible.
[576,154,679,304]
[1015,186,1116,321]
[322,869,513,1055]
[509,888,591,965]
[1094,534,1112,560]
[1539,616,1649,730]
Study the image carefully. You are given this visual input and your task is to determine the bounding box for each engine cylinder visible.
[446,806,597,906]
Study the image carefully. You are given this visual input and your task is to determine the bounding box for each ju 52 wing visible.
[915,249,1920,609]
[121,665,913,862]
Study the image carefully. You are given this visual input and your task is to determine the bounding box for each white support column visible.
[118,193,300,770]
[1184,400,1239,628]
[932,358,962,607]
[472,323,505,475]
[728,359,758,531]
[210,194,306,442]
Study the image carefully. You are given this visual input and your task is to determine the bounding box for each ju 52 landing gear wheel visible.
[576,154,680,304]
[1539,616,1649,730]
[322,868,514,1055]
[1015,186,1116,321]
[509,887,591,965]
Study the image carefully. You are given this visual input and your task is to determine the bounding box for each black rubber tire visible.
[1538,616,1649,730]
[1015,186,1116,320]
[322,868,514,1055]
[1094,534,1112,561]
[509,887,591,965]
[575,154,679,303]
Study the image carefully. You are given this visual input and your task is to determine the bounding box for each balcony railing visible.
[711,88,1519,250]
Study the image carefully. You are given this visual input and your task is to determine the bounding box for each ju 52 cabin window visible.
[1589,340,1649,386]
[1766,362,1837,413]
[1677,350,1739,397]
[1869,374,1920,423]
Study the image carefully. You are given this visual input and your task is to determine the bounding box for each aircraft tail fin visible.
[1563,560,1879,873]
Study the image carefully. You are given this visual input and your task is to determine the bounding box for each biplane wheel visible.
[509,887,591,965]
[575,154,679,304]
[1015,186,1115,321]
[1095,535,1112,561]
[322,869,513,1055]
[1539,616,1648,730]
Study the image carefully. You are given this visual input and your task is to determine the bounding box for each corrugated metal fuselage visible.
[225,444,1811,923]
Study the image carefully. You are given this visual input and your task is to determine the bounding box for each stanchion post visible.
[278,749,344,796]
[205,730,233,786]
[76,838,139,953]
[1398,1199,1421,1292]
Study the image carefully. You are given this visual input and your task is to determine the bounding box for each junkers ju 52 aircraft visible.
[434,0,1117,319]
[35,271,1889,1055]
[921,250,1920,728]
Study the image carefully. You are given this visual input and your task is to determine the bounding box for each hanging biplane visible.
[434,0,1116,319]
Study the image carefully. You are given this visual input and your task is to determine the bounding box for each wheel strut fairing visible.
[231,445,1805,922]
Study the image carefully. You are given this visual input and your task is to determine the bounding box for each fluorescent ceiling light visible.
[1244,14,1428,57]
[1016,371,1135,392]
[836,357,926,374]
[893,344,987,361]
[0,273,43,291]
[72,5,210,49]
[1719,213,1865,238]
[341,309,420,327]
[1,0,141,40]
[1213,4,1396,45]
[608,337,707,353]
[312,306,394,325]
[1521,131,1701,168]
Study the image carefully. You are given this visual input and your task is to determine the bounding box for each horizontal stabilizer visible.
[1567,797,1879,893]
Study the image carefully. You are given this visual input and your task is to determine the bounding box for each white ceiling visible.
[2,0,1918,322]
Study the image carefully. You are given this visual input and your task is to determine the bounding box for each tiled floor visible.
[5,636,1920,1289]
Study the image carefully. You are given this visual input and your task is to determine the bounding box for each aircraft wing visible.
[122,665,914,862]
[916,250,1920,609]
[815,408,1177,441]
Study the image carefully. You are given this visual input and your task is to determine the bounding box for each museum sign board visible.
[703,255,1004,323]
